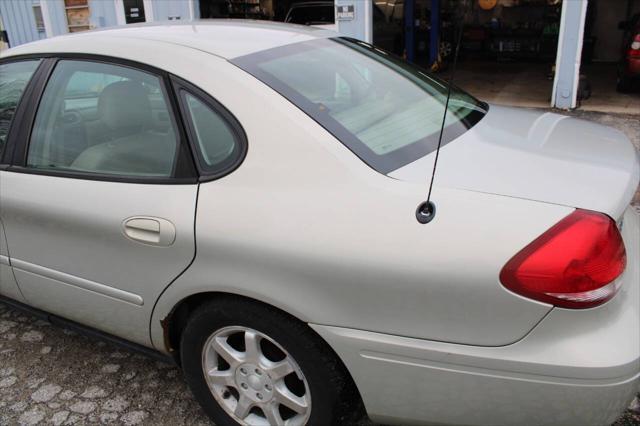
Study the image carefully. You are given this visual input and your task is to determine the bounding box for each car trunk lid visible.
[390,105,640,220]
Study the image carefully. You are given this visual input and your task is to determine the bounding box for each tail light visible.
[630,34,640,57]
[500,209,626,309]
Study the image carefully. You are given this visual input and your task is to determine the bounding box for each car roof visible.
[1,20,336,60]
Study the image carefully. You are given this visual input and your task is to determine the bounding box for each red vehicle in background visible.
[618,13,640,92]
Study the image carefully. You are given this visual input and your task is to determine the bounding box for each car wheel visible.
[180,297,360,426]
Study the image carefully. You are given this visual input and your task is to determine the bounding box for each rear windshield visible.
[233,37,487,174]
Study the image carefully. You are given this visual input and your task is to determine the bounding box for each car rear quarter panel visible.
[311,206,639,426]
[148,53,575,349]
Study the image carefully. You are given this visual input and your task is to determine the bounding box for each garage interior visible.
[386,0,640,113]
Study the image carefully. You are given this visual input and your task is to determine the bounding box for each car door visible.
[0,59,42,302]
[0,57,198,346]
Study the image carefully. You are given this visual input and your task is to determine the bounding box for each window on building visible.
[32,5,45,32]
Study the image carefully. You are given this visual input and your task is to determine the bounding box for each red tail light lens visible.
[631,34,640,54]
[500,209,626,309]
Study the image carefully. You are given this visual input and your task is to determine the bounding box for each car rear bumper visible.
[311,206,640,426]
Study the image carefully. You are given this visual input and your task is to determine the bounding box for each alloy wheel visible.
[201,326,311,426]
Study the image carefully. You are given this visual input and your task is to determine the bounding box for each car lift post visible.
[430,0,440,66]
[405,0,415,62]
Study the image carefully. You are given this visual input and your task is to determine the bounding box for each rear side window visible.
[27,60,179,177]
[176,85,245,177]
[0,60,40,156]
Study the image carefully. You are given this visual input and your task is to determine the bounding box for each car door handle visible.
[123,217,176,246]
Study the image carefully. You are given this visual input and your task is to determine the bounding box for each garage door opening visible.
[377,0,563,109]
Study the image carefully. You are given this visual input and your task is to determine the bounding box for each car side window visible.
[180,90,244,175]
[0,60,41,157]
[27,60,179,177]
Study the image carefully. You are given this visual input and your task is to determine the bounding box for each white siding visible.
[152,0,193,21]
[47,0,69,36]
[0,0,46,47]
[89,0,119,28]
[2,0,201,48]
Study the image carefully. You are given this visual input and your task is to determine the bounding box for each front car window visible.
[233,38,487,174]
[0,60,41,156]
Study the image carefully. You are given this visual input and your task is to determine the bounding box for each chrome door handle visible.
[123,217,176,246]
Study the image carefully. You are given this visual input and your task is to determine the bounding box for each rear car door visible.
[0,57,198,346]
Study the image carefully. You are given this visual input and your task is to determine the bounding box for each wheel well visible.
[163,291,367,421]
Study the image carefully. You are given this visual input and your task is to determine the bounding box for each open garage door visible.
[380,0,638,113]
[385,0,564,109]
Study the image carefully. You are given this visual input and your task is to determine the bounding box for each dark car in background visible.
[618,13,640,92]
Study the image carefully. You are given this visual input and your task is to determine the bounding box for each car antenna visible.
[415,6,467,224]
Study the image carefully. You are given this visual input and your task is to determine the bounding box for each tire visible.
[180,297,361,426]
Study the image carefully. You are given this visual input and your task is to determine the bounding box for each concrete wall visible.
[0,0,46,48]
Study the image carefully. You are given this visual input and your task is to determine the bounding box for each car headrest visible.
[98,81,152,138]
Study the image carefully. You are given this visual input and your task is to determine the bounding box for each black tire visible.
[180,296,361,426]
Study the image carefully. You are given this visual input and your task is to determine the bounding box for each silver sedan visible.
[0,21,638,426]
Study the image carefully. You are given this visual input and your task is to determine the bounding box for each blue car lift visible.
[405,0,440,66]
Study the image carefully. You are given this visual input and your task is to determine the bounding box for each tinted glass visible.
[28,60,178,177]
[0,60,40,156]
[182,91,241,173]
[233,38,487,174]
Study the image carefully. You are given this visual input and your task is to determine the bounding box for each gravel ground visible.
[0,303,210,425]
[0,110,639,426]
